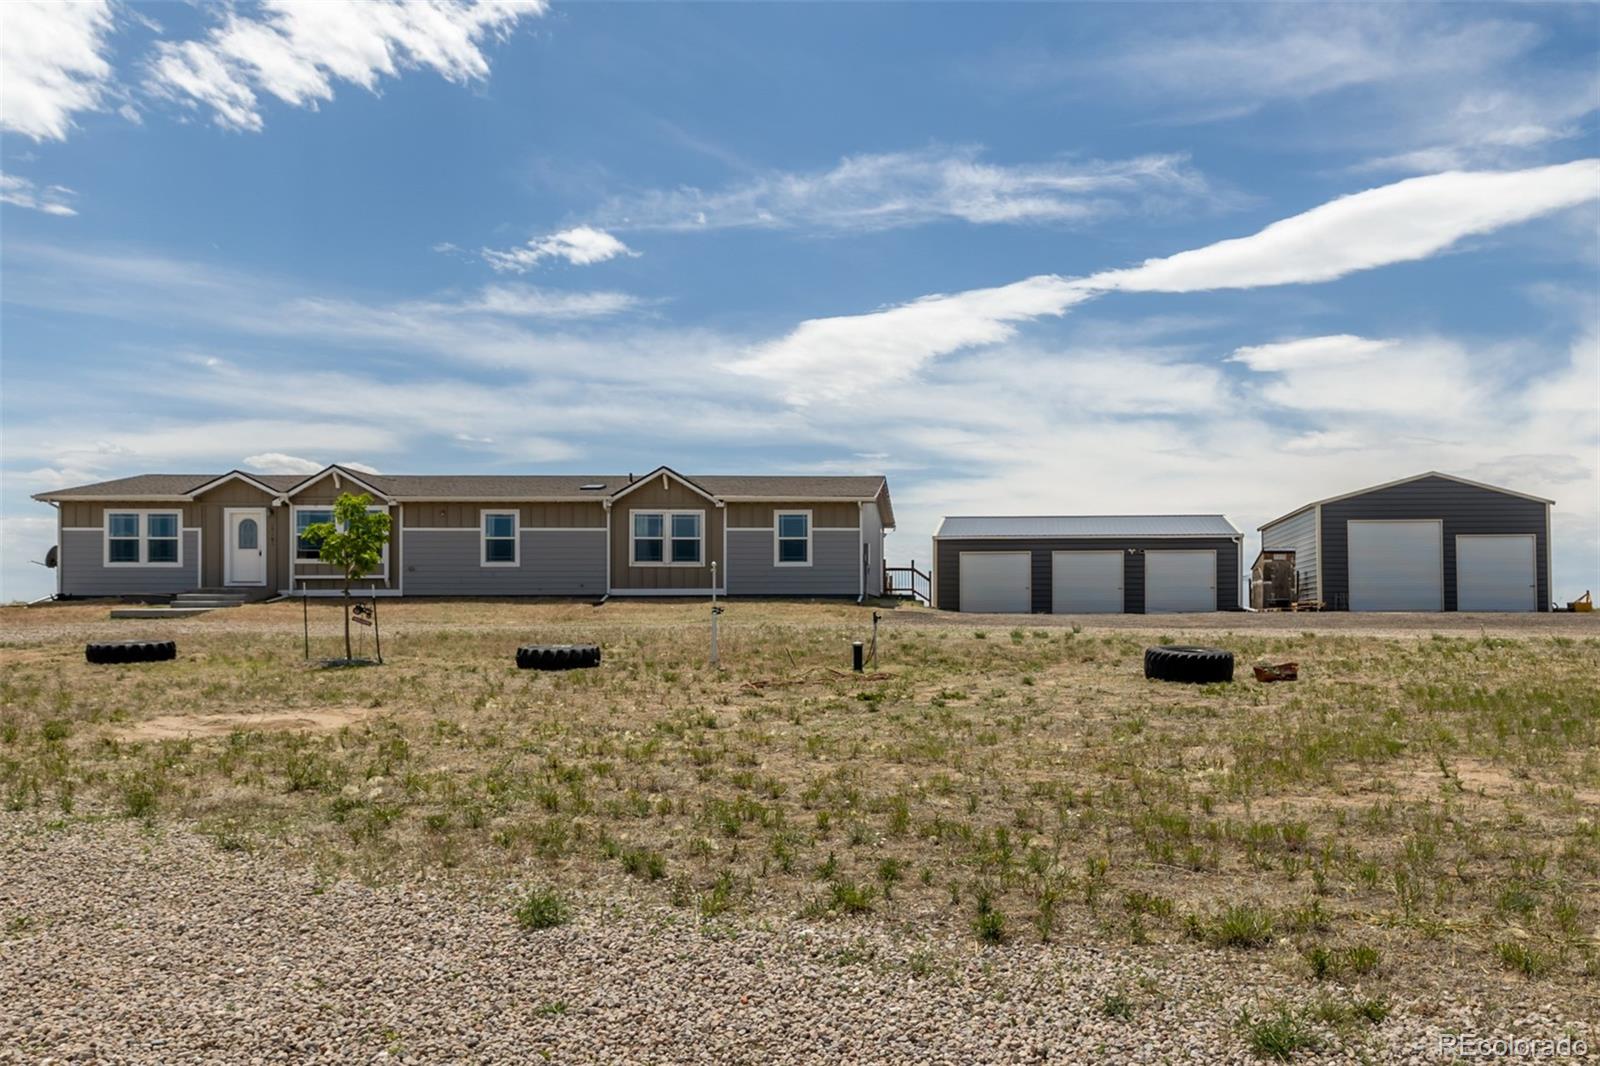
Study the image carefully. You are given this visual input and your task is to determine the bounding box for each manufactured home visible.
[33,465,893,600]
[933,515,1243,613]
[1258,472,1551,612]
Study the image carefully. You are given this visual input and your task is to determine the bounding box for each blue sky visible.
[2,1,1597,602]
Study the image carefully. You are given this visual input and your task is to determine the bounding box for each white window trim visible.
[629,508,705,567]
[103,509,184,568]
[774,509,813,567]
[480,509,520,567]
[291,504,389,576]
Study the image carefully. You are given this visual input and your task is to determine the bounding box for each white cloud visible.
[480,227,637,272]
[0,0,116,141]
[1229,335,1482,420]
[242,452,322,474]
[1228,335,1397,372]
[735,161,1600,400]
[146,0,545,132]
[457,284,644,318]
[590,147,1212,232]
[0,173,77,216]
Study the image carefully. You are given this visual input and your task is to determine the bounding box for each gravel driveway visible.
[4,818,1590,1064]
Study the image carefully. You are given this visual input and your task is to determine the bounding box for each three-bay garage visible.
[934,515,1242,613]
[1259,472,1551,612]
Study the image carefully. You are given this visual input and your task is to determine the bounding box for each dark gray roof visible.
[34,468,891,522]
[936,514,1240,539]
[1258,471,1555,530]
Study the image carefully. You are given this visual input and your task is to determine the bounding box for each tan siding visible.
[725,502,860,528]
[402,501,606,528]
[609,476,723,590]
[287,475,385,505]
[192,481,278,588]
[62,500,197,526]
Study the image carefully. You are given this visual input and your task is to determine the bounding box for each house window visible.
[295,508,334,560]
[775,511,811,566]
[482,511,519,566]
[632,511,703,566]
[105,511,182,566]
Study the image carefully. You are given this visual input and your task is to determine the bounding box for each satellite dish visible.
[42,545,58,569]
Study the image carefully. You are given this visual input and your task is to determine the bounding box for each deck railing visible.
[883,560,931,605]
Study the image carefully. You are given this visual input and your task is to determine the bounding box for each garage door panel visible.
[959,552,1032,613]
[1145,550,1216,613]
[1457,535,1536,612]
[1348,520,1441,612]
[1052,551,1123,613]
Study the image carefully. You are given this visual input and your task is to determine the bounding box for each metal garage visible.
[1259,472,1552,612]
[933,515,1242,614]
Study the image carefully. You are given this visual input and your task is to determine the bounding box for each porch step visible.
[173,592,249,608]
[109,607,218,619]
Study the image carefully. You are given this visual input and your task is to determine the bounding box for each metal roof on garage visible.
[935,515,1240,539]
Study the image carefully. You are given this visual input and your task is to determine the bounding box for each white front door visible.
[1457,534,1536,611]
[959,551,1032,613]
[226,508,267,586]
[1348,520,1442,611]
[1144,550,1217,613]
[1052,551,1123,613]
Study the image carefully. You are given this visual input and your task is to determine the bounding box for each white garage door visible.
[959,552,1031,613]
[1348,520,1441,611]
[1457,535,1536,611]
[1052,551,1123,613]
[1144,550,1216,613]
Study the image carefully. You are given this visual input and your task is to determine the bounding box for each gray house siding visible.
[401,529,607,596]
[1318,476,1549,611]
[60,529,200,597]
[934,536,1241,613]
[860,501,883,596]
[1260,507,1319,604]
[726,529,860,595]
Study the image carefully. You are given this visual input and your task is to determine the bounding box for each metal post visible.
[372,595,382,665]
[869,610,880,667]
[710,562,721,667]
[302,590,309,661]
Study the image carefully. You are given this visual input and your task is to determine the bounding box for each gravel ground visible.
[3,818,1592,1064]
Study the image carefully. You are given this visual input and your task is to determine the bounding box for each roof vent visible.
[579,483,606,491]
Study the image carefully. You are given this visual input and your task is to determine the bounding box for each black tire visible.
[86,640,177,665]
[516,644,601,671]
[1144,645,1233,684]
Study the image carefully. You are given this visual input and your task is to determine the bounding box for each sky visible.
[1,1,1597,603]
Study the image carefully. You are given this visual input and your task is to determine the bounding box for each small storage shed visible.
[1258,472,1552,612]
[933,515,1243,614]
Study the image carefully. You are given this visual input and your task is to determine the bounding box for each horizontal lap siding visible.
[726,529,859,595]
[935,537,1240,612]
[1320,477,1549,611]
[1260,508,1319,604]
[61,530,200,596]
[402,530,606,595]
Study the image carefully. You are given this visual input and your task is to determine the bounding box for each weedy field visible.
[2,600,1597,1038]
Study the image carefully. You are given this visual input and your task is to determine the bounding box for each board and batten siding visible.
[401,529,607,595]
[402,502,605,528]
[935,537,1241,613]
[1259,507,1319,605]
[608,476,724,590]
[191,480,281,591]
[1318,476,1549,611]
[59,529,200,596]
[726,528,860,595]
[724,502,860,529]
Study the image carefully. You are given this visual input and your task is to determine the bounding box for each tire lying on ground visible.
[86,640,177,665]
[516,644,602,670]
[1143,645,1233,684]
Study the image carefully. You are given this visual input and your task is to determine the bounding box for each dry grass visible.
[2,599,1598,1015]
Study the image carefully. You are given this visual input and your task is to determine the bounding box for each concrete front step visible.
[110,607,218,619]
[173,594,248,607]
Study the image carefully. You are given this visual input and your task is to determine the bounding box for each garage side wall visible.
[1319,477,1549,611]
[935,537,1241,612]
[1260,507,1319,605]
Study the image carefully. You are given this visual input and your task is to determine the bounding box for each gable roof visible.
[1258,471,1554,530]
[280,464,393,501]
[605,466,721,505]
[936,514,1239,539]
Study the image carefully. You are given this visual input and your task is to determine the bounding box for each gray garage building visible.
[933,515,1243,613]
[1259,472,1552,612]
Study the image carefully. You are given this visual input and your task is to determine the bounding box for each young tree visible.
[300,492,392,662]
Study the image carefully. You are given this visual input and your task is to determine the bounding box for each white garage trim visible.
[1457,534,1537,612]
[959,551,1032,614]
[1348,519,1443,612]
[1144,549,1217,613]
[1051,550,1123,614]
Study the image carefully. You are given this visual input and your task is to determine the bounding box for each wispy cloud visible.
[479,227,638,273]
[734,160,1600,400]
[0,0,116,141]
[590,146,1212,232]
[0,173,78,216]
[241,452,322,475]
[145,0,545,132]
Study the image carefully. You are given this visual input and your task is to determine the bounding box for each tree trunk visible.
[342,580,353,662]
